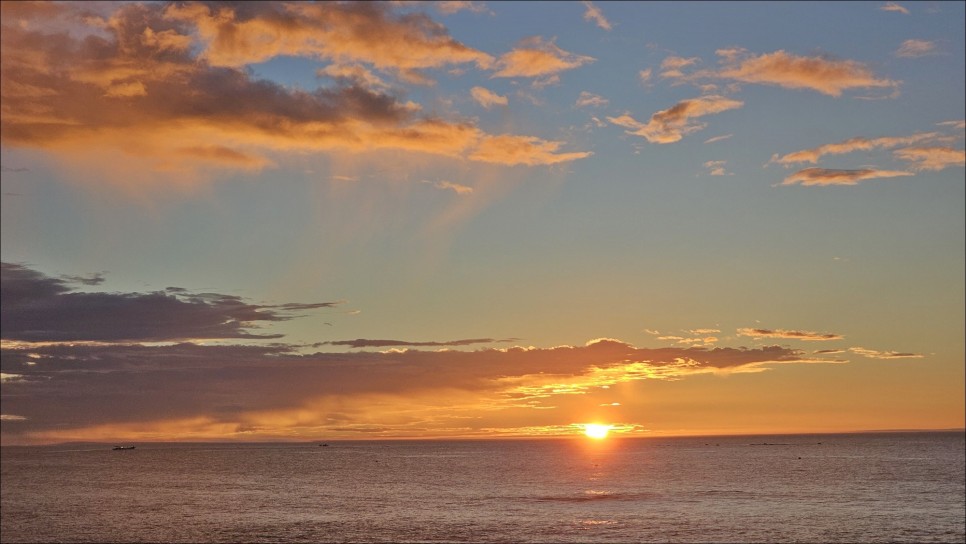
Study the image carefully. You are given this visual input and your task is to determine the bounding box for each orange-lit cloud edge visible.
[0,264,933,445]
[3,1,961,190]
[0,1,592,184]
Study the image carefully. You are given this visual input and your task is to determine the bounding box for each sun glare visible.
[583,424,611,439]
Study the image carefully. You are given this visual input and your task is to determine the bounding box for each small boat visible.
[112,446,136,450]
[320,443,329,447]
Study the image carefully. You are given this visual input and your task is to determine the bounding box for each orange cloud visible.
[581,1,612,31]
[880,2,910,15]
[575,91,608,108]
[607,95,744,144]
[164,2,494,74]
[704,133,733,144]
[470,86,508,108]
[737,328,844,342]
[893,146,966,171]
[469,134,593,166]
[717,50,899,97]
[492,36,594,78]
[704,160,732,176]
[434,1,491,15]
[0,2,590,179]
[770,132,947,166]
[849,347,923,359]
[660,55,700,79]
[781,168,914,186]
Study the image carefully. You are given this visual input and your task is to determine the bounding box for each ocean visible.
[1,432,963,543]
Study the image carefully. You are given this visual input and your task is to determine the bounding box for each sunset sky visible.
[1,1,964,445]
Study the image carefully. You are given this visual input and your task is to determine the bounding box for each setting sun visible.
[584,424,611,439]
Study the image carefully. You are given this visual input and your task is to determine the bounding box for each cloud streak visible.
[893,147,966,171]
[880,2,910,15]
[322,338,508,348]
[581,1,612,31]
[607,95,743,144]
[737,328,844,342]
[704,160,732,176]
[470,86,508,108]
[769,132,948,166]
[781,168,914,186]
[849,347,923,359]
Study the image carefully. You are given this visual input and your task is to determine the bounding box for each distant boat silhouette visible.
[320,443,329,447]
[112,446,135,450]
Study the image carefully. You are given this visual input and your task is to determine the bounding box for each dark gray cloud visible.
[0,262,340,342]
[60,272,106,286]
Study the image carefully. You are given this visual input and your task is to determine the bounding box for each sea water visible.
[2,432,963,543]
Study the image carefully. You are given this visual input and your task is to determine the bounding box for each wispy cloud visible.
[660,55,701,80]
[880,2,910,15]
[426,180,474,195]
[781,168,914,186]
[849,347,923,359]
[896,39,937,58]
[471,86,508,108]
[704,160,733,176]
[492,36,594,78]
[716,49,900,97]
[893,147,966,171]
[607,95,744,144]
[469,134,593,165]
[581,1,612,31]
[575,91,608,108]
[938,120,966,130]
[737,328,844,341]
[323,338,503,348]
[769,132,947,166]
[704,134,733,144]
[434,1,491,15]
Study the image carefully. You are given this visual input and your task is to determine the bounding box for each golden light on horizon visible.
[583,423,611,439]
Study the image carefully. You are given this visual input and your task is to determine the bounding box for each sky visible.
[1,0,964,445]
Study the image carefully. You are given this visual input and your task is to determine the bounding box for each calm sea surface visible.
[2,432,963,543]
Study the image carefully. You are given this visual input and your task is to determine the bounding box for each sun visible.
[583,424,611,439]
